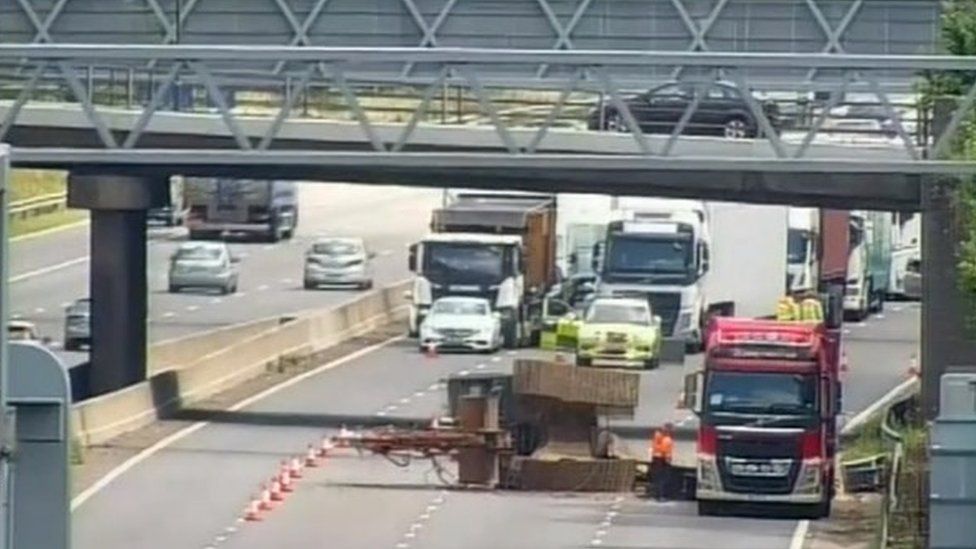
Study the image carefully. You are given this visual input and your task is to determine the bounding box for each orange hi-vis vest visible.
[650,430,674,462]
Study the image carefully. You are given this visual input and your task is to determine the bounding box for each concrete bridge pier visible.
[68,174,167,396]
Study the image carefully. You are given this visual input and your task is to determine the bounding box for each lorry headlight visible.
[698,457,721,491]
[795,462,822,494]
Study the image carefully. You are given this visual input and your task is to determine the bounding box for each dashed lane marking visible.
[257,284,270,291]
[789,520,811,549]
[186,305,199,312]
[34,307,45,314]
[162,312,176,318]
[209,298,223,305]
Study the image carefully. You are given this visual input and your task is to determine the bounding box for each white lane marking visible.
[60,301,71,308]
[209,298,223,305]
[491,356,501,363]
[10,256,88,283]
[376,411,387,417]
[788,520,810,549]
[399,397,411,404]
[257,284,270,291]
[385,404,398,412]
[475,363,486,370]
[233,292,247,299]
[413,391,425,397]
[842,329,851,335]
[396,544,409,549]
[282,278,294,284]
[874,314,886,320]
[379,250,393,257]
[506,350,517,356]
[34,307,45,314]
[186,305,199,312]
[428,383,439,391]
[458,370,470,377]
[892,306,903,312]
[162,312,176,318]
[854,322,867,328]
[70,335,405,511]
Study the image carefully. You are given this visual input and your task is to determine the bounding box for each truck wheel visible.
[168,284,180,293]
[502,318,519,349]
[64,339,78,352]
[697,501,722,516]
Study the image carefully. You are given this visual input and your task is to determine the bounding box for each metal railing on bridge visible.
[0,45,974,179]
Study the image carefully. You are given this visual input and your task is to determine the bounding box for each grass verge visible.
[9,169,68,202]
[10,208,87,238]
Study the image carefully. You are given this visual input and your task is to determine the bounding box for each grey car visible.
[303,237,375,290]
[168,241,240,294]
[63,298,91,351]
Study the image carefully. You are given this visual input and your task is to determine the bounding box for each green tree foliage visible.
[926,1,976,307]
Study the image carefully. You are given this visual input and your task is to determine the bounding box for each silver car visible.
[63,298,91,351]
[168,241,240,294]
[303,237,375,290]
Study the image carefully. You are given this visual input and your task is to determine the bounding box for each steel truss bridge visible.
[0,45,974,209]
[0,0,939,87]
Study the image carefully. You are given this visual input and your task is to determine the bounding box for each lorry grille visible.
[432,286,498,305]
[716,432,801,495]
[646,292,681,336]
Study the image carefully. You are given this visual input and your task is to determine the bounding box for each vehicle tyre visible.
[577,355,592,367]
[219,284,230,296]
[304,279,316,290]
[228,282,238,294]
[64,339,78,352]
[697,501,722,516]
[168,284,180,293]
[723,116,750,139]
[606,111,629,133]
[643,357,660,370]
[361,280,374,290]
[502,317,519,349]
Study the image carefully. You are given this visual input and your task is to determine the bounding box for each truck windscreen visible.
[605,234,694,278]
[423,243,511,285]
[705,371,818,417]
[787,230,809,265]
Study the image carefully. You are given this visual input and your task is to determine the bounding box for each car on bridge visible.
[587,81,781,139]
[63,298,91,351]
[576,297,662,370]
[168,241,240,295]
[419,297,502,353]
[303,237,375,290]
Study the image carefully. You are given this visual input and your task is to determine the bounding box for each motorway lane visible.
[9,183,440,367]
[73,300,919,549]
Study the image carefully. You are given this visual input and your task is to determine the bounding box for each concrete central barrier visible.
[72,280,410,446]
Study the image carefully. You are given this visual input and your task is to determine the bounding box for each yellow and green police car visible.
[575,297,662,369]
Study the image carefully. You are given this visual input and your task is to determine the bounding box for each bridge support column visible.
[68,174,167,396]
[921,177,976,420]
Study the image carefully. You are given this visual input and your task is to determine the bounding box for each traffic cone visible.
[269,477,285,502]
[290,456,304,479]
[258,483,273,511]
[243,496,263,521]
[279,470,294,493]
[305,444,319,468]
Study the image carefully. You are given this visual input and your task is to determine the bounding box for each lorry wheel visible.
[697,501,722,516]
[502,318,519,349]
[64,339,78,352]
[168,284,180,293]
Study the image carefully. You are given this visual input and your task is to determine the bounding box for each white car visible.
[419,297,502,353]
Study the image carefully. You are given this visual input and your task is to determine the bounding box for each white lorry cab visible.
[594,198,787,351]
[787,207,820,294]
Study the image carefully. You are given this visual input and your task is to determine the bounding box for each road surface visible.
[71,296,919,549]
[9,183,442,368]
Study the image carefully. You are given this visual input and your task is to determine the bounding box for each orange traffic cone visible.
[279,470,294,493]
[243,496,263,521]
[258,483,273,511]
[269,477,284,502]
[290,456,304,479]
[305,444,319,468]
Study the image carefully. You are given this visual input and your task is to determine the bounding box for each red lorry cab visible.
[693,317,838,518]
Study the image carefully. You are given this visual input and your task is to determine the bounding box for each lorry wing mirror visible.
[682,371,704,414]
[407,244,417,272]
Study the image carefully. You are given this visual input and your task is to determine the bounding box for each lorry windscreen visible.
[423,243,512,285]
[605,234,694,278]
[704,371,818,418]
[787,230,809,265]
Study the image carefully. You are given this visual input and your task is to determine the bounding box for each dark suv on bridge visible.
[588,81,781,139]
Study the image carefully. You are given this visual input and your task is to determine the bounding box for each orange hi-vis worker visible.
[650,428,675,463]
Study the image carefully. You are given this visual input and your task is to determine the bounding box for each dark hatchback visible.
[588,81,781,139]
